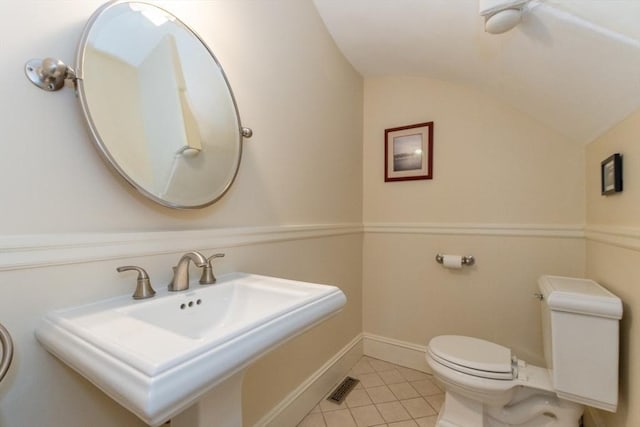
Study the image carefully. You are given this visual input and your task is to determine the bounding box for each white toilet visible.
[426,275,623,427]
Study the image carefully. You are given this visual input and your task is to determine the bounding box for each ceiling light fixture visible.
[479,0,531,34]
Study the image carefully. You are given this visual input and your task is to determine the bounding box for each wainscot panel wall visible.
[0,230,362,427]
[585,107,640,427]
[363,227,585,366]
[0,1,363,426]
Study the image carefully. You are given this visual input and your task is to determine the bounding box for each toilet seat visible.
[428,335,514,380]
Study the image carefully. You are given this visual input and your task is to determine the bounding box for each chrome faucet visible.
[199,253,225,285]
[168,251,207,292]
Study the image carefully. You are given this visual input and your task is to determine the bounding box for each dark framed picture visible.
[601,153,623,195]
[384,122,433,182]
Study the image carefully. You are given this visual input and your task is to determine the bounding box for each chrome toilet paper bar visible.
[435,254,475,266]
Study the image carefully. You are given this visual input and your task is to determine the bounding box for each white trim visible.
[0,224,362,271]
[0,222,594,271]
[362,333,430,373]
[585,224,640,252]
[256,334,363,427]
[364,223,584,238]
[256,333,434,426]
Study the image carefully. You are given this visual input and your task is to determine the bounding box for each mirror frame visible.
[75,0,247,209]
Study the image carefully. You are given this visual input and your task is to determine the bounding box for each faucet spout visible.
[168,251,207,292]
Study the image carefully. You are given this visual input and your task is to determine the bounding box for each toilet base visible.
[437,389,584,427]
[436,391,483,427]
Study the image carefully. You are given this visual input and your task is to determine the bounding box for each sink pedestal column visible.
[171,371,244,427]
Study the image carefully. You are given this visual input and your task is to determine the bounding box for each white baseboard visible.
[362,333,430,373]
[255,333,433,426]
[256,334,364,427]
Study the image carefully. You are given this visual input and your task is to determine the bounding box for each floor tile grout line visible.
[301,356,442,427]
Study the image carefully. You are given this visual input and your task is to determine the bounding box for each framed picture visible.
[384,122,433,182]
[601,153,623,195]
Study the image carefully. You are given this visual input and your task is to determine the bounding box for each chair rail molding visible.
[0,222,593,271]
[364,222,584,238]
[585,224,640,252]
[0,224,363,271]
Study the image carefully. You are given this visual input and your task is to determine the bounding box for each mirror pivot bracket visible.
[25,58,77,92]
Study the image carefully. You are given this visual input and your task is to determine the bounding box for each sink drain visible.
[326,376,359,404]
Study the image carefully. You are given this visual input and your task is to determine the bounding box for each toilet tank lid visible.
[538,275,623,319]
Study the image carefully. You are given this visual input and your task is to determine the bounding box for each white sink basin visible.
[35,273,346,426]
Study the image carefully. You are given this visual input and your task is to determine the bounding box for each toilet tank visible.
[538,275,622,412]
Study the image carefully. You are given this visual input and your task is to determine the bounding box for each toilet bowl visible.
[426,335,583,426]
[425,275,623,427]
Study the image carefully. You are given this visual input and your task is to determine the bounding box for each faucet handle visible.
[199,253,225,285]
[117,266,156,299]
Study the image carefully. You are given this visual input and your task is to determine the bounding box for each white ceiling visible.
[312,0,640,143]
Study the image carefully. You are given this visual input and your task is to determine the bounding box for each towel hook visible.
[0,322,14,384]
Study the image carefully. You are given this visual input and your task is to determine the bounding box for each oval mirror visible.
[75,1,248,209]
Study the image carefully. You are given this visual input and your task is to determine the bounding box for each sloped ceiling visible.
[313,0,640,143]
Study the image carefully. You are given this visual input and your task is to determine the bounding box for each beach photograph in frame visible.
[384,122,433,182]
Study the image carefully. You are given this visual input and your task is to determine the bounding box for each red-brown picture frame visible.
[384,122,433,182]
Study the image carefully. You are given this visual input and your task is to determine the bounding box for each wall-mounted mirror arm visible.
[24,57,254,141]
[25,58,78,92]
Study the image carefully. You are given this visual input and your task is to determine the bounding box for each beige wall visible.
[0,1,363,426]
[362,76,586,365]
[363,76,584,225]
[364,233,585,364]
[241,235,363,425]
[585,107,640,426]
[5,2,633,427]
[2,0,363,234]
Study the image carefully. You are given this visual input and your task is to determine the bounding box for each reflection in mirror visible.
[76,1,247,208]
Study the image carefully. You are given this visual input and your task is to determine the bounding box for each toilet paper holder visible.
[435,254,475,266]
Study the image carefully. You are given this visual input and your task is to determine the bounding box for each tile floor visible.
[297,356,444,427]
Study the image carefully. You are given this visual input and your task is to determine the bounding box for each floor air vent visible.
[326,376,360,404]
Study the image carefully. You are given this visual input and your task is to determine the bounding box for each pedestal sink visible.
[35,273,346,426]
